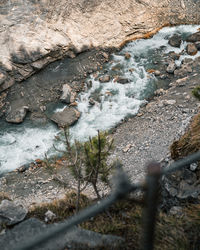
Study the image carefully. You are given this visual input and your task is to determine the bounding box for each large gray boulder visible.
[6,106,29,123]
[166,61,177,74]
[60,84,76,104]
[0,200,27,226]
[0,218,125,250]
[186,31,200,43]
[186,43,198,55]
[50,107,80,127]
[168,34,182,48]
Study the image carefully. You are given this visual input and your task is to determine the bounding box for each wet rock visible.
[44,210,56,223]
[99,75,110,83]
[116,77,130,84]
[186,31,200,42]
[6,106,29,123]
[60,84,76,104]
[168,34,182,48]
[124,52,131,59]
[50,107,80,127]
[168,51,180,60]
[195,41,200,50]
[186,43,198,56]
[166,61,176,74]
[0,200,27,226]
[89,98,95,106]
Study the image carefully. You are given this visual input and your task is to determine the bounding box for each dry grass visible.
[170,113,200,161]
[27,193,200,250]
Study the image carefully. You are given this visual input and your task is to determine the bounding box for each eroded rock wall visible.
[0,0,200,91]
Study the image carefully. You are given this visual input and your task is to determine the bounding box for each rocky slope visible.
[0,0,200,92]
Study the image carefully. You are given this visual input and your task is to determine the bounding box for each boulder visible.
[0,219,125,250]
[186,31,200,42]
[50,107,80,127]
[168,34,182,48]
[166,61,177,74]
[0,77,15,93]
[44,210,56,223]
[99,75,111,83]
[116,77,130,84]
[60,84,76,104]
[6,106,29,123]
[124,52,131,59]
[195,41,200,50]
[0,200,27,226]
[186,43,198,55]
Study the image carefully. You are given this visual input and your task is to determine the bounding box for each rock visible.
[0,77,15,93]
[166,61,176,74]
[0,72,6,86]
[190,162,198,171]
[60,84,76,104]
[6,106,29,123]
[163,99,176,105]
[124,52,131,59]
[154,88,166,96]
[186,31,200,42]
[123,144,132,153]
[45,210,56,223]
[177,181,200,199]
[195,42,200,50]
[0,200,27,226]
[0,218,125,250]
[154,70,161,76]
[50,107,80,127]
[182,169,197,184]
[116,77,130,84]
[169,206,183,216]
[186,43,198,56]
[168,34,182,48]
[102,52,109,60]
[168,51,180,60]
[89,98,95,106]
[31,58,50,70]
[99,75,110,83]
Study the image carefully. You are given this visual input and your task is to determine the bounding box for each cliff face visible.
[0,0,200,91]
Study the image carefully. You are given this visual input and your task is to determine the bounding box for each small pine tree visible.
[53,128,115,211]
[83,130,114,199]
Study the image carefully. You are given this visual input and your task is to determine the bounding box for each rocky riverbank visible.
[1,31,200,208]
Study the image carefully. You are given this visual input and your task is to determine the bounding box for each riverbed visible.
[0,24,200,174]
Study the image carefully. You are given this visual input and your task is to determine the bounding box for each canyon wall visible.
[0,0,200,92]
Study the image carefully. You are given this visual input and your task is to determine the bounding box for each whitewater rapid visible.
[0,25,200,173]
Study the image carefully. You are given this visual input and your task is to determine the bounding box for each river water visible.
[0,25,200,173]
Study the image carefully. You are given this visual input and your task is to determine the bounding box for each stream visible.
[0,24,200,173]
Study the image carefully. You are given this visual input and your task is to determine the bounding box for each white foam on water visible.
[1,24,200,173]
[0,124,58,173]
